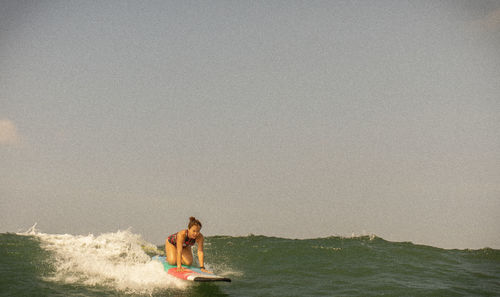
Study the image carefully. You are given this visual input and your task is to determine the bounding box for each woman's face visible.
[188,225,201,239]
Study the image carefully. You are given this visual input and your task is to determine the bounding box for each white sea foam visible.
[20,227,186,294]
[345,232,377,241]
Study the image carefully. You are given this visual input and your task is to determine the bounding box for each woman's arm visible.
[176,231,185,270]
[197,234,204,268]
[197,234,212,273]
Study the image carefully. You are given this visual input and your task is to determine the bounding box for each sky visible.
[1,0,499,249]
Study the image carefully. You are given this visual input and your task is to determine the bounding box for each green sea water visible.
[1,231,499,296]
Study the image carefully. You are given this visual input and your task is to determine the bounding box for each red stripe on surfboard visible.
[167,267,196,280]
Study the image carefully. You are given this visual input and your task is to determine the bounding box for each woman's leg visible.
[166,241,177,265]
[166,242,193,266]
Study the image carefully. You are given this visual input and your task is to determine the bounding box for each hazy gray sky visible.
[1,0,499,249]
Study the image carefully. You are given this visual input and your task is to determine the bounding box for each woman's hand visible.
[176,266,185,272]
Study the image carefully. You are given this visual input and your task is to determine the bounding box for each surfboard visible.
[152,256,231,282]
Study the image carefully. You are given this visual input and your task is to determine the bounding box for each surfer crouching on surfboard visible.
[166,217,212,273]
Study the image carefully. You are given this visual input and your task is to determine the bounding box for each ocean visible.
[1,230,499,296]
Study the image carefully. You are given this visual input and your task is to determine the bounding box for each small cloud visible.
[0,119,21,145]
[470,8,500,32]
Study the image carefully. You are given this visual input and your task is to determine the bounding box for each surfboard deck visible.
[152,256,231,282]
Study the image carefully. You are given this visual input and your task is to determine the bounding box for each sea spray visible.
[23,229,186,294]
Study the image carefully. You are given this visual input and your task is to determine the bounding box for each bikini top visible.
[167,230,196,247]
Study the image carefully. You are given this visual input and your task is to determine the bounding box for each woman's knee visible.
[167,254,176,265]
[167,255,176,265]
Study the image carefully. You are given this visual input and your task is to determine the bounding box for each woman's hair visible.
[188,216,202,229]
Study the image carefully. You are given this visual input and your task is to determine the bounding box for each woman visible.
[165,217,212,273]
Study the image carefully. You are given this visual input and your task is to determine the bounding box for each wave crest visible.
[22,228,185,294]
